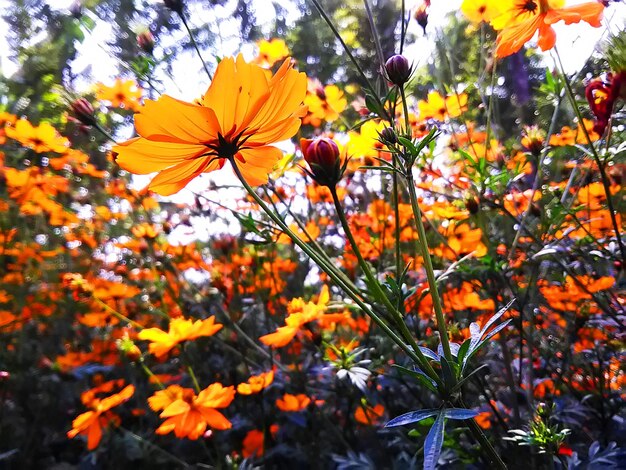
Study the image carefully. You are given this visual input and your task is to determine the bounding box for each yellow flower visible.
[418,91,468,121]
[149,384,235,439]
[138,316,223,358]
[254,38,290,68]
[461,0,502,23]
[96,79,142,111]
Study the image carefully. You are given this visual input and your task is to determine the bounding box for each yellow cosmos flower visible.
[138,316,223,358]
[254,38,290,68]
[113,54,307,195]
[461,0,502,23]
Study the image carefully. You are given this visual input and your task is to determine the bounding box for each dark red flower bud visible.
[163,0,184,14]
[465,196,479,214]
[300,137,345,187]
[385,55,411,87]
[414,2,429,33]
[70,98,96,127]
[137,30,155,54]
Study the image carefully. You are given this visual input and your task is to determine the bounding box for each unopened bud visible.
[465,196,479,214]
[137,30,155,54]
[301,137,345,188]
[379,127,398,145]
[384,55,411,87]
[414,2,429,33]
[70,98,96,127]
[69,1,83,18]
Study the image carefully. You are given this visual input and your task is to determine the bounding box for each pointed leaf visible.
[385,409,439,428]
[418,347,439,361]
[456,338,471,366]
[444,408,479,420]
[480,299,515,338]
[453,364,489,392]
[423,412,446,470]
[440,356,457,389]
[392,364,438,392]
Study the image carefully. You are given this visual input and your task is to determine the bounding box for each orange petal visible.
[545,3,604,26]
[113,138,208,174]
[495,14,543,58]
[135,95,221,142]
[147,157,221,196]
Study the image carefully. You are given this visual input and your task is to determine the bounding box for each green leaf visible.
[440,356,457,389]
[444,408,479,420]
[385,409,439,428]
[423,412,446,470]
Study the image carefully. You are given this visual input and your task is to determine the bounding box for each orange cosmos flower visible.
[491,0,604,58]
[113,54,307,195]
[276,393,311,412]
[138,316,223,358]
[148,383,235,439]
[354,403,385,425]
[67,384,135,450]
[237,370,274,395]
[259,285,329,348]
[5,119,69,153]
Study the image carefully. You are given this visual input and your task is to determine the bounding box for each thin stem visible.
[94,122,117,144]
[554,47,626,265]
[187,365,201,393]
[229,159,440,383]
[307,0,387,117]
[179,12,213,81]
[121,427,190,468]
[363,0,386,86]
[329,186,433,376]
[398,87,452,364]
[464,414,507,469]
[406,176,453,364]
[94,298,143,330]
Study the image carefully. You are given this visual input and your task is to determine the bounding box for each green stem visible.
[121,427,190,467]
[307,0,388,119]
[229,159,440,383]
[406,176,453,363]
[464,414,507,469]
[554,47,626,265]
[179,12,213,81]
[329,186,431,374]
[94,298,143,330]
[398,87,452,364]
[139,359,165,390]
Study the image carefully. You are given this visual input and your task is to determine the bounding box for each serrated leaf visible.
[423,412,446,470]
[385,409,439,428]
